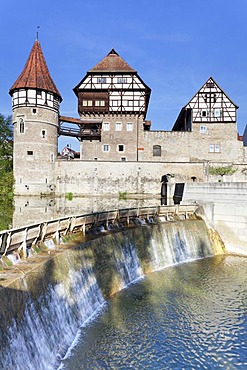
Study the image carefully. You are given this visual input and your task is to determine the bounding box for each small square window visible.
[209,144,214,153]
[214,109,221,117]
[201,110,207,117]
[127,122,133,131]
[27,150,33,156]
[153,145,161,156]
[95,100,106,107]
[117,77,127,83]
[103,122,109,131]
[118,145,124,152]
[200,125,207,134]
[82,100,93,107]
[209,144,221,153]
[116,122,122,131]
[97,77,106,83]
[121,157,126,161]
[103,144,109,152]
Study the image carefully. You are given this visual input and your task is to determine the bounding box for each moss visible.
[1,255,13,267]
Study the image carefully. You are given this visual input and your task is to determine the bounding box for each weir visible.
[0,207,225,370]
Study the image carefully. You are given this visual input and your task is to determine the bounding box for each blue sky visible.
[1,0,247,151]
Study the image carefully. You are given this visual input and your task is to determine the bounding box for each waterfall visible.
[148,220,216,271]
[0,219,224,370]
[113,237,144,290]
[0,251,105,370]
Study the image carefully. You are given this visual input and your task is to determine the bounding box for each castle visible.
[9,39,247,197]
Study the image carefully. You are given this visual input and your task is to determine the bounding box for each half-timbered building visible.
[72,49,151,161]
[139,76,244,164]
[9,41,247,196]
[172,77,238,131]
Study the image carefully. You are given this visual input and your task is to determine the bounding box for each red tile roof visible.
[9,40,62,100]
[89,49,136,73]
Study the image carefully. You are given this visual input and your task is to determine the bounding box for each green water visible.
[61,254,247,369]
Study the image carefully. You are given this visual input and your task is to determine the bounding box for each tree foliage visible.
[0,114,14,230]
[209,165,236,177]
[0,114,13,192]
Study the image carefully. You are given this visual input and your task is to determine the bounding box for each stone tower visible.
[9,39,62,195]
[73,49,151,161]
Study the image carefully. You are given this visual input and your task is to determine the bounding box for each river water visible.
[60,254,247,370]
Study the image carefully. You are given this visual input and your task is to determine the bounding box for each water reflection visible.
[61,255,247,369]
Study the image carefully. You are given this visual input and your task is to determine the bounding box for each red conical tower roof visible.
[9,39,62,100]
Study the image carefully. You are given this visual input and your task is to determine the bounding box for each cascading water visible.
[0,219,225,370]
[148,220,215,271]
[0,251,105,370]
[114,237,144,289]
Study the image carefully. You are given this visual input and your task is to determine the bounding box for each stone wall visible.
[55,160,205,196]
[139,122,244,163]
[80,114,142,161]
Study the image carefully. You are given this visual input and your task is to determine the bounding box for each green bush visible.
[209,166,236,177]
[65,192,73,201]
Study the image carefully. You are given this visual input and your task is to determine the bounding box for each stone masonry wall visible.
[139,122,244,163]
[55,160,205,196]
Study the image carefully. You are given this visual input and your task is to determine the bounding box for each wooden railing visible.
[0,205,197,259]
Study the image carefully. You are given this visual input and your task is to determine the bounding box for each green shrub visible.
[209,166,236,177]
[65,192,73,201]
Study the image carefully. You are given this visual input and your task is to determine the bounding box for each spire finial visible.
[36,26,40,40]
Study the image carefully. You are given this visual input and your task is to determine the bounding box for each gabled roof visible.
[89,49,136,73]
[9,39,62,100]
[172,76,238,131]
[185,76,238,109]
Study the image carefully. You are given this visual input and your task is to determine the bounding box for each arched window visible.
[153,145,161,156]
[19,118,24,134]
